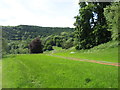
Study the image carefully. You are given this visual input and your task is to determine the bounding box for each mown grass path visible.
[48,54,120,67]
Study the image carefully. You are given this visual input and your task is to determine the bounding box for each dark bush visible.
[29,37,43,53]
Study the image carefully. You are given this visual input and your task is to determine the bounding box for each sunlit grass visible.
[0,60,2,89]
[52,41,118,63]
[53,47,118,62]
[2,54,118,88]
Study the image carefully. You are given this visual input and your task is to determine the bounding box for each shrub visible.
[47,45,53,51]
[29,37,43,53]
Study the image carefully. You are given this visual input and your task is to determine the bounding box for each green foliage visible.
[47,45,53,51]
[43,36,54,51]
[2,25,75,52]
[2,25,74,40]
[45,39,54,46]
[62,38,74,49]
[74,3,96,49]
[2,38,8,55]
[8,40,29,54]
[75,45,79,50]
[74,2,112,50]
[43,32,76,51]
[89,41,119,50]
[104,2,120,40]
[92,25,111,45]
[60,32,68,36]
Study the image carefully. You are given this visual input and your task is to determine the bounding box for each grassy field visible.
[2,54,118,88]
[51,41,118,63]
[52,47,118,63]
[0,60,2,89]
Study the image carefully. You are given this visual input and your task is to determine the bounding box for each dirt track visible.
[48,54,120,67]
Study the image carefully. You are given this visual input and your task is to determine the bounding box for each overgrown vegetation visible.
[104,2,120,41]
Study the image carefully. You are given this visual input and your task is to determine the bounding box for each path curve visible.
[48,54,120,67]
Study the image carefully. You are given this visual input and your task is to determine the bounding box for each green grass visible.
[53,46,63,51]
[2,54,118,88]
[52,47,118,63]
[0,60,2,89]
[52,41,118,63]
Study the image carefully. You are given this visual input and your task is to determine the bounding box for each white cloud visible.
[0,0,79,27]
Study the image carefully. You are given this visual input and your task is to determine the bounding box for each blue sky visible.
[0,0,79,27]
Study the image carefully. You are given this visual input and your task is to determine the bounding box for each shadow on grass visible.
[2,54,16,59]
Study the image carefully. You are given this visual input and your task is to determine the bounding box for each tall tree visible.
[74,2,95,49]
[92,2,111,44]
[74,2,112,50]
[104,2,120,41]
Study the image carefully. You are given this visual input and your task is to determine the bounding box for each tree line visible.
[2,31,76,55]
[2,2,119,55]
[2,25,74,40]
[74,2,119,50]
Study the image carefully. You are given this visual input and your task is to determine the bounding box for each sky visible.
[0,0,79,28]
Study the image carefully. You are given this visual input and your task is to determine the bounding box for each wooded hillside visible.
[2,25,74,40]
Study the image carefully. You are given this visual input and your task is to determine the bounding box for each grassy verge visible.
[52,47,118,63]
[0,60,2,89]
[2,54,118,88]
[52,41,118,63]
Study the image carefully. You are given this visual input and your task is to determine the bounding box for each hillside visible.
[50,41,119,63]
[2,40,119,88]
[2,25,74,40]
[2,54,118,88]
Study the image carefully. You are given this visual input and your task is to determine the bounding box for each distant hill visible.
[2,25,74,40]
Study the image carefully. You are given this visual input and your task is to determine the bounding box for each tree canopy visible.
[74,2,112,50]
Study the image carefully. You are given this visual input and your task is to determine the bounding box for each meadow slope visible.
[51,41,118,63]
[2,54,118,88]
